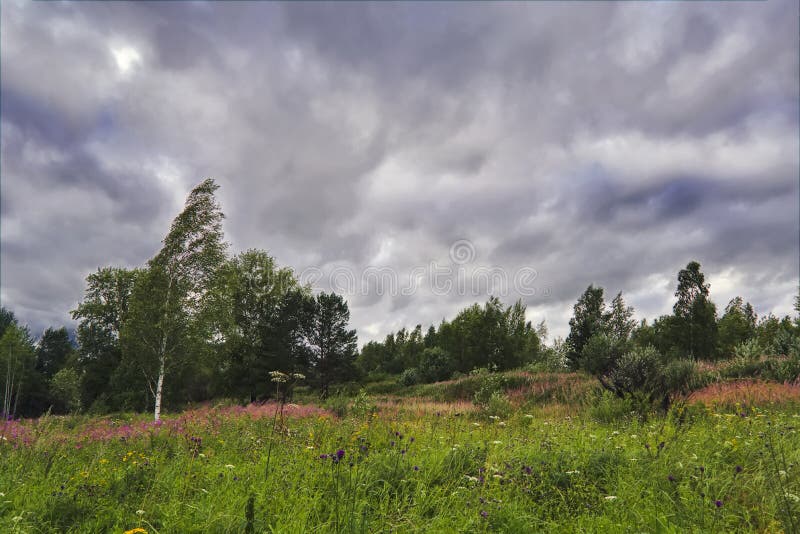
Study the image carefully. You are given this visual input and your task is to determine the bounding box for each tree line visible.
[2,180,358,421]
[2,179,799,420]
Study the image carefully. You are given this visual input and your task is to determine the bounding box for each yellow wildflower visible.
[123,528,147,534]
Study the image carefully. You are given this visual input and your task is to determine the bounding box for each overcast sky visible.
[1,1,798,343]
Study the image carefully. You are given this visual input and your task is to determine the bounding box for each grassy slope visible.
[1,373,799,532]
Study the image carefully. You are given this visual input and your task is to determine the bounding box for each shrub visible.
[418,347,455,383]
[608,345,663,398]
[350,389,377,418]
[733,338,763,360]
[484,391,513,418]
[398,368,420,387]
[50,368,82,414]
[472,367,508,407]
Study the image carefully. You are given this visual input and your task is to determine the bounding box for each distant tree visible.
[423,325,437,348]
[717,297,757,357]
[673,261,709,318]
[418,347,455,383]
[672,261,717,359]
[208,249,312,401]
[122,179,227,420]
[565,285,606,368]
[605,292,636,343]
[35,327,75,379]
[304,292,358,396]
[0,307,16,339]
[50,367,82,414]
[71,267,139,411]
[0,323,36,418]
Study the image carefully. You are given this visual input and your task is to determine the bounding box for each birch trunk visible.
[154,276,172,421]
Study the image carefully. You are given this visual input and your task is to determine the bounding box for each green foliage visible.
[566,285,607,368]
[672,261,718,359]
[305,292,359,396]
[50,368,82,414]
[717,297,757,357]
[362,297,541,378]
[484,390,513,418]
[471,366,508,407]
[417,347,454,383]
[35,327,75,379]
[733,338,764,360]
[398,368,420,387]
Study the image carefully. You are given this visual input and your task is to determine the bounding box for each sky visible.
[1,1,798,344]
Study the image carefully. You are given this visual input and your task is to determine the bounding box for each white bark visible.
[154,350,166,421]
[154,276,172,421]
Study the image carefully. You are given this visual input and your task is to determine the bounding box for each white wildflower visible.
[604,496,617,501]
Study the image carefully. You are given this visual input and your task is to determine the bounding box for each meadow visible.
[1,373,798,533]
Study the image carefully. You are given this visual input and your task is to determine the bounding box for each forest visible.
[2,179,799,421]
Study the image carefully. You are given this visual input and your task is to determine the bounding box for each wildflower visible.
[604,496,617,501]
[269,371,289,383]
[715,500,723,508]
[225,464,235,469]
[336,449,345,460]
[735,465,743,474]
[413,466,420,471]
[524,414,534,418]
[489,416,499,421]
[498,422,506,427]
[480,510,488,518]
[491,440,502,445]
[136,510,145,515]
[668,474,676,482]
[319,454,329,460]
[123,529,147,534]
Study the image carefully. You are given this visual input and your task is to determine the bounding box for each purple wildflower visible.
[668,474,676,482]
[735,465,743,474]
[480,510,488,518]
[336,449,345,460]
[413,466,420,471]
[319,454,329,460]
[715,500,723,508]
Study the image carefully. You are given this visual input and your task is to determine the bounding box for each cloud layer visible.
[2,1,797,341]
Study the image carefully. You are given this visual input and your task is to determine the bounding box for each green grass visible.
[0,388,798,532]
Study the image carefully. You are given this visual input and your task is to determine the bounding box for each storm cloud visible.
[1,1,797,342]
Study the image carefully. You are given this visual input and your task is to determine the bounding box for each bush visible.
[579,333,626,376]
[608,345,663,398]
[733,338,763,360]
[398,368,420,387]
[662,359,699,396]
[350,389,377,418]
[418,347,455,383]
[484,391,513,418]
[770,328,800,357]
[50,368,82,414]
[471,367,508,407]
[589,390,637,422]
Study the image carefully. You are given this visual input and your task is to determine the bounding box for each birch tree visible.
[123,179,227,420]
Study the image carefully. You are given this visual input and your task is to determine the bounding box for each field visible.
[1,374,799,533]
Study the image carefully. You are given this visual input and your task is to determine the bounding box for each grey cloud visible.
[1,0,797,341]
